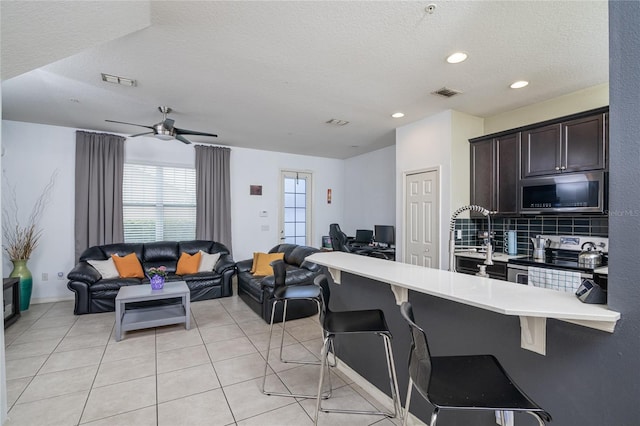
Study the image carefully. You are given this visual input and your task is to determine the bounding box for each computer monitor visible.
[374,225,395,247]
[354,229,373,244]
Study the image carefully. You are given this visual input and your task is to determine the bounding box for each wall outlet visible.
[57,272,65,280]
[42,272,48,281]
[259,210,268,217]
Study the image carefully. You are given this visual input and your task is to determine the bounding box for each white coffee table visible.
[115,281,190,341]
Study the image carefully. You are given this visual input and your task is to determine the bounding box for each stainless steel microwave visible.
[519,171,607,214]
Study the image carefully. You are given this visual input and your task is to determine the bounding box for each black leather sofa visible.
[67,240,236,315]
[237,244,321,323]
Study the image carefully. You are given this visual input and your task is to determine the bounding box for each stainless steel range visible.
[507,235,608,291]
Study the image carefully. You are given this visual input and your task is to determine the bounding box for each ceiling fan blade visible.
[163,118,175,130]
[175,134,192,144]
[174,127,218,137]
[129,131,154,137]
[105,119,154,130]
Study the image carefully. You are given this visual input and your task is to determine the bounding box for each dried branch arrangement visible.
[2,171,57,261]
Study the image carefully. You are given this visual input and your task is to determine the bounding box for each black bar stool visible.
[399,301,552,426]
[261,260,333,399]
[313,274,402,425]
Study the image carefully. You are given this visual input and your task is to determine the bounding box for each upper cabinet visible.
[470,132,520,215]
[470,138,493,211]
[521,113,606,178]
[469,107,608,215]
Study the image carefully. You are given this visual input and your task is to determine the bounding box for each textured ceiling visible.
[1,1,608,159]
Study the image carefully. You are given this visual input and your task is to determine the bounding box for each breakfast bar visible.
[305,252,623,424]
[307,252,620,355]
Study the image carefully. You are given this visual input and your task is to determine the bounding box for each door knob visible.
[424,248,430,252]
[555,166,560,171]
[560,166,566,170]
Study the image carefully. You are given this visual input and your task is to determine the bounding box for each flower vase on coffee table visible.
[150,275,165,290]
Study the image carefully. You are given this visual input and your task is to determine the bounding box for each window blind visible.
[123,163,196,243]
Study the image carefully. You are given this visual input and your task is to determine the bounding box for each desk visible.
[350,245,395,261]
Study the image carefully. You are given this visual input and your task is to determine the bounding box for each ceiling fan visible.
[106,106,217,144]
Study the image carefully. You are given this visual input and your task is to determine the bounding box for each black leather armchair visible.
[236,244,322,323]
[67,240,236,315]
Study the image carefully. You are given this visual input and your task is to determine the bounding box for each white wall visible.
[342,145,395,236]
[2,121,76,303]
[450,111,484,213]
[0,99,6,426]
[1,120,345,302]
[395,110,484,270]
[395,110,453,269]
[484,83,609,134]
[230,147,344,261]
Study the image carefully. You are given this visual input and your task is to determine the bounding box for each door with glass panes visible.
[279,171,312,245]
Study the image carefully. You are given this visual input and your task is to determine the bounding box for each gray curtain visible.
[74,131,125,260]
[195,145,232,251]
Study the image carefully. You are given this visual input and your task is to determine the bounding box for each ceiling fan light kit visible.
[106,106,217,144]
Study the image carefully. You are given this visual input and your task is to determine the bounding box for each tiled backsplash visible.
[454,216,608,257]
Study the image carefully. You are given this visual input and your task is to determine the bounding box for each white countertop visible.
[307,251,619,324]
[594,266,608,275]
[454,250,523,262]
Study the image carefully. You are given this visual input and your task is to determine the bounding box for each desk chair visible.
[399,302,551,426]
[329,224,370,254]
[261,260,333,399]
[313,275,402,425]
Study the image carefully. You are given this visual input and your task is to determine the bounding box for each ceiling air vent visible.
[101,73,136,87]
[326,119,350,126]
[431,87,461,98]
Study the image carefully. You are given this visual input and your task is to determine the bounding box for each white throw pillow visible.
[198,250,221,272]
[87,258,120,279]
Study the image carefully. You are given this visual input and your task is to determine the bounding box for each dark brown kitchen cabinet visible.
[563,114,606,172]
[455,256,507,280]
[470,133,520,215]
[495,133,520,213]
[470,139,493,211]
[521,124,561,177]
[521,113,605,178]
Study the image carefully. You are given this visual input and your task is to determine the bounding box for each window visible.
[123,163,196,243]
[279,171,312,245]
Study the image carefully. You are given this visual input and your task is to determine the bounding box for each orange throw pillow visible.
[176,251,202,275]
[252,252,285,276]
[249,252,260,274]
[111,253,145,279]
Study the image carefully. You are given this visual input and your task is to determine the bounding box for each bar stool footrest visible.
[319,407,396,418]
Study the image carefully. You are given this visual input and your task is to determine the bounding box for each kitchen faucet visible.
[449,205,493,277]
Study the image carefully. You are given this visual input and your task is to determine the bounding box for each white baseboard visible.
[30,296,74,305]
[329,354,426,426]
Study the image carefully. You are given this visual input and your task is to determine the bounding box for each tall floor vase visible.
[10,259,33,311]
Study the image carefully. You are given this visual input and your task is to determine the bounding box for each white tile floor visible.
[3,292,400,426]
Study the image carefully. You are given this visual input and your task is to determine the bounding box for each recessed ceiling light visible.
[510,80,529,89]
[446,52,468,64]
[391,112,405,118]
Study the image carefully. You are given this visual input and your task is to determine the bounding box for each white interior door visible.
[405,170,439,267]
[279,171,312,246]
